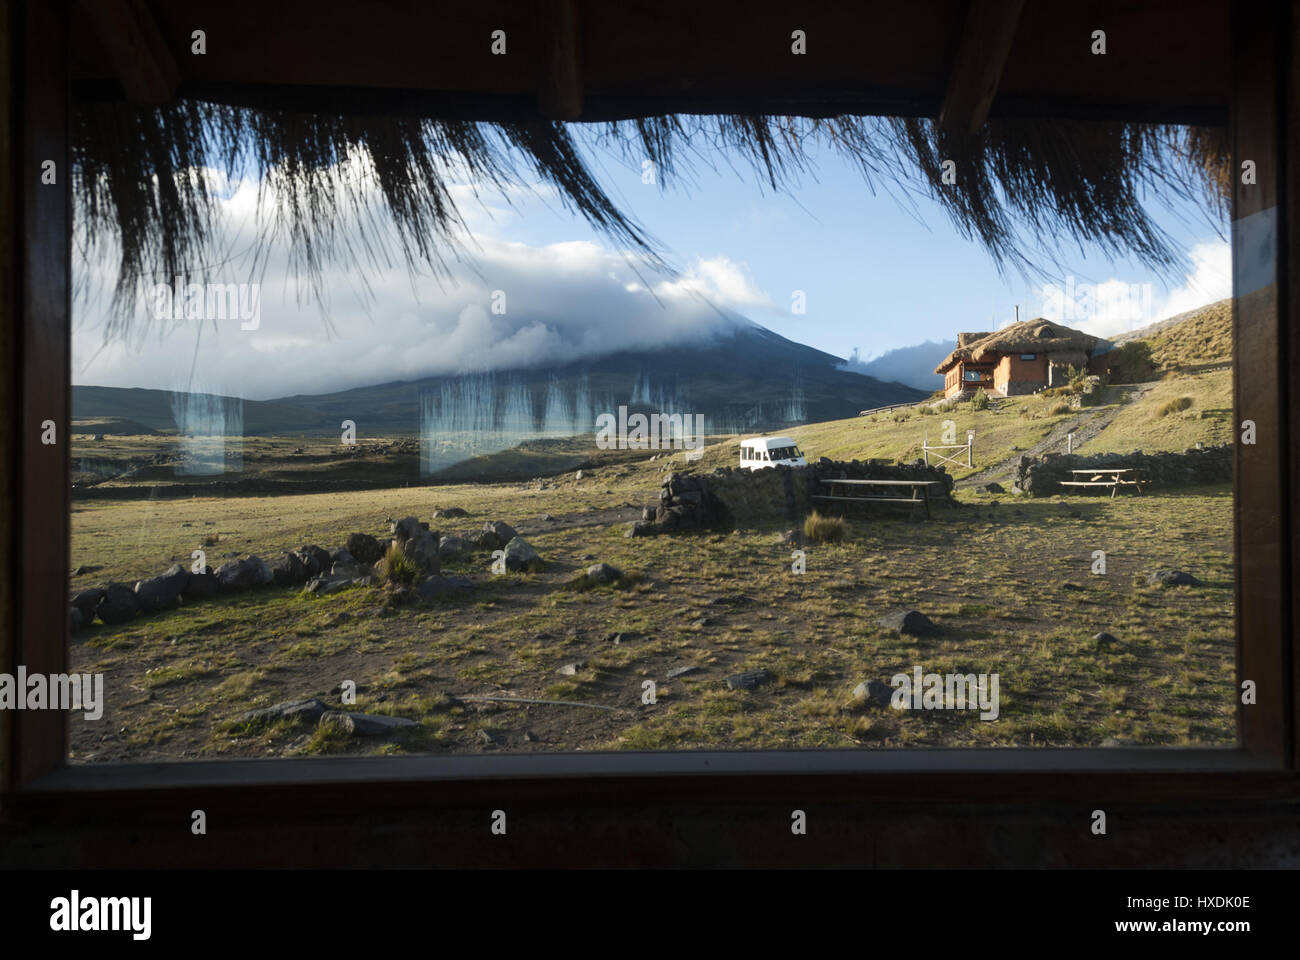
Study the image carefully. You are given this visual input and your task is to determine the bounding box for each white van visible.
[739,436,807,471]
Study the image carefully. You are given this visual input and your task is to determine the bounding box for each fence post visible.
[923,433,928,466]
[967,430,974,467]
[1067,432,1073,454]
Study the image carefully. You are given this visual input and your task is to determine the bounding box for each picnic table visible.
[811,477,945,519]
[1058,467,1144,498]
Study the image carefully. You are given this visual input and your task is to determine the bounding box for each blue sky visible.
[73,131,1232,399]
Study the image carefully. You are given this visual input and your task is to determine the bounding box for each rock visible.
[72,564,102,576]
[437,535,467,562]
[476,728,499,745]
[1093,632,1120,647]
[183,568,219,600]
[575,469,584,480]
[641,506,655,522]
[401,530,441,573]
[345,532,383,564]
[777,528,803,545]
[96,583,140,625]
[726,669,775,691]
[414,574,473,600]
[478,520,519,551]
[502,536,544,573]
[238,698,331,725]
[626,521,657,538]
[304,576,354,595]
[391,516,423,542]
[330,560,362,579]
[70,587,104,621]
[293,545,331,578]
[541,514,557,522]
[666,664,698,680]
[215,555,273,592]
[329,547,356,567]
[317,711,355,736]
[133,564,189,612]
[556,660,587,676]
[269,552,308,587]
[978,482,1005,494]
[1147,569,1203,587]
[320,710,418,737]
[433,506,469,519]
[585,562,622,584]
[69,606,85,633]
[877,609,939,636]
[853,679,894,708]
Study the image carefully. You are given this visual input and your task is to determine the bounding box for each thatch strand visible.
[71,99,1231,333]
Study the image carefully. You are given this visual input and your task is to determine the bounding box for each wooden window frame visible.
[1,1,1296,858]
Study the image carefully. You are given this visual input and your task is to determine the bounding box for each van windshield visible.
[769,446,801,460]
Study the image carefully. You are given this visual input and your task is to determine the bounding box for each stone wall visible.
[630,458,955,535]
[1012,444,1233,497]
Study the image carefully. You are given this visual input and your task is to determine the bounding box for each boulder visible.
[1147,569,1203,588]
[69,606,86,633]
[626,521,657,538]
[269,552,308,587]
[726,669,775,691]
[237,697,331,725]
[215,555,273,592]
[414,574,473,600]
[437,535,467,562]
[585,562,622,584]
[666,664,699,680]
[183,568,219,601]
[330,560,362,579]
[502,536,544,573]
[96,583,140,625]
[293,545,331,578]
[70,587,104,621]
[433,506,469,519]
[345,532,383,564]
[555,660,587,676]
[478,520,519,551]
[877,609,939,636]
[401,530,441,573]
[853,679,894,708]
[320,710,418,737]
[1093,632,1121,647]
[329,547,356,567]
[391,516,423,542]
[133,563,189,612]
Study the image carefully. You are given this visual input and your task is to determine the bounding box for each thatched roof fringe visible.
[935,318,1104,373]
[71,99,1232,332]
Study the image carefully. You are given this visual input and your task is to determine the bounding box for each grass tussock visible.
[378,542,419,585]
[803,510,846,543]
[1158,396,1194,417]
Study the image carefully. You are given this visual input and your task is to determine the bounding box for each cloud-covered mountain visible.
[839,340,954,394]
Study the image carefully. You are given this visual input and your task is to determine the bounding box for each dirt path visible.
[957,384,1153,489]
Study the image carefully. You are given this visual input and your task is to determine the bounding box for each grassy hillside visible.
[1113,298,1232,373]
[1084,369,1232,454]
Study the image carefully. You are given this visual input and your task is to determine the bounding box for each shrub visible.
[1157,396,1193,417]
[803,510,846,543]
[1106,341,1155,383]
[378,542,419,585]
[971,387,989,410]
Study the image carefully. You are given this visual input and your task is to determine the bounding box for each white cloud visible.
[1033,239,1231,339]
[73,174,774,400]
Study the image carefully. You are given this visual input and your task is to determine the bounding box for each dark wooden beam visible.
[938,0,1025,137]
[538,0,583,121]
[77,0,179,103]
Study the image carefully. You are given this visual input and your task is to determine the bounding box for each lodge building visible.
[934,319,1106,400]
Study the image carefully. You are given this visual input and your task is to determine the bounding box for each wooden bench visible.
[1058,468,1144,498]
[811,478,944,519]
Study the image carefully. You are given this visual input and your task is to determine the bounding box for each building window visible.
[1020,353,1036,360]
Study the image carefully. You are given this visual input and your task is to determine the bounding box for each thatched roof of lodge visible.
[935,320,1105,374]
[66,1,1235,331]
